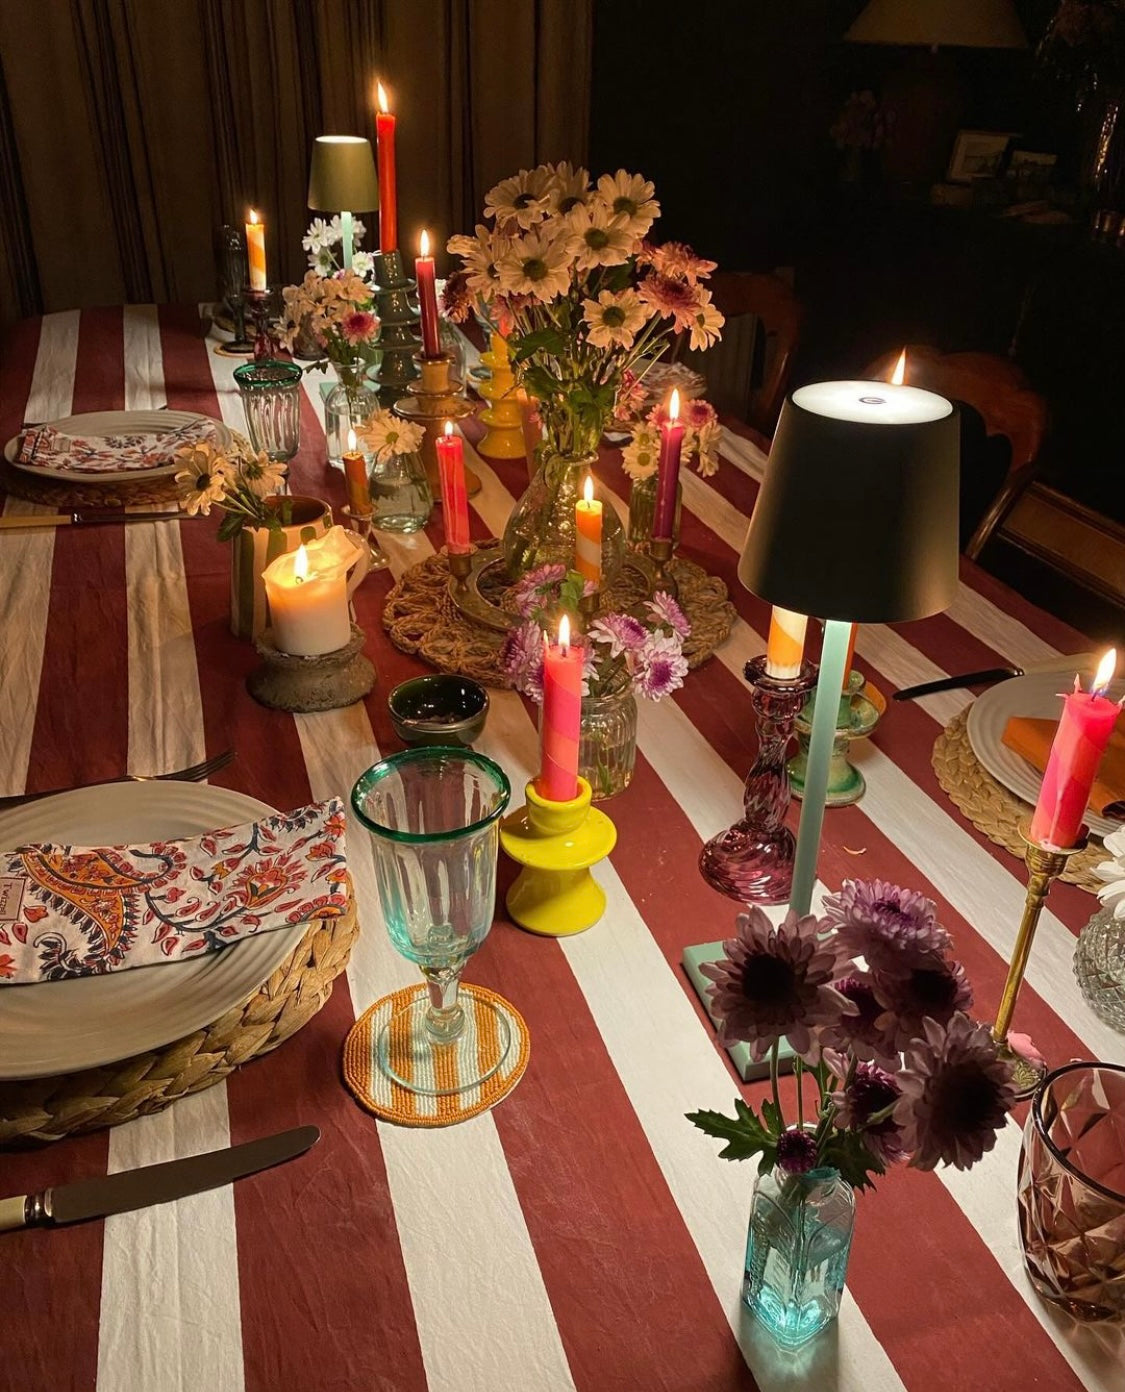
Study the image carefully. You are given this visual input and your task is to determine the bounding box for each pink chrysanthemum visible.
[873,958,973,1051]
[823,878,951,974]
[643,240,717,284]
[510,563,566,618]
[894,1013,1016,1171]
[817,974,901,1067]
[637,273,698,325]
[836,1062,907,1166]
[776,1128,821,1175]
[630,631,688,700]
[500,619,545,701]
[700,907,855,1061]
[440,270,474,324]
[646,591,690,640]
[341,309,378,345]
[588,612,647,658]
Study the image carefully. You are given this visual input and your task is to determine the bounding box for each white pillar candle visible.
[263,542,351,656]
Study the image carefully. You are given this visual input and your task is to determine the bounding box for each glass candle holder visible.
[233,360,302,462]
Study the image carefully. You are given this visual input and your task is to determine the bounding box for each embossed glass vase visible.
[743,1166,855,1350]
[324,359,379,467]
[1073,904,1125,1031]
[579,682,637,802]
[626,472,682,547]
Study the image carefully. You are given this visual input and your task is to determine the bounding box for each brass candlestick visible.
[648,537,678,597]
[993,823,1088,1099]
[393,352,479,498]
[340,505,390,572]
[446,545,474,601]
[578,587,600,631]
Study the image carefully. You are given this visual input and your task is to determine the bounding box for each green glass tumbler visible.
[351,747,511,1096]
[233,359,303,462]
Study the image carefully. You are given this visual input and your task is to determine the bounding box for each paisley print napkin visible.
[0,799,348,984]
[17,416,216,474]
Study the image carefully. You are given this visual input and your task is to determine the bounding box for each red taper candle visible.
[375,81,397,253]
[435,420,470,553]
[538,615,582,803]
[416,228,441,359]
[1030,649,1120,848]
[653,388,685,540]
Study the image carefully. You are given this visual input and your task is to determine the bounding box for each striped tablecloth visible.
[1,306,1122,1392]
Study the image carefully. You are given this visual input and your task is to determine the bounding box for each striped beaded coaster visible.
[343,982,530,1127]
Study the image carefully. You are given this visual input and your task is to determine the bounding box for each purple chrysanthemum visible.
[630,631,688,700]
[699,906,855,1061]
[588,612,647,658]
[836,1062,907,1166]
[776,1128,821,1175]
[500,620,545,701]
[873,957,973,1051]
[817,974,901,1067]
[894,1013,1016,1171]
[823,878,951,974]
[510,564,566,618]
[646,590,691,640]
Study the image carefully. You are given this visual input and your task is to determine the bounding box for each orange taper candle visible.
[342,428,370,517]
[764,607,808,680]
[574,474,602,587]
[245,208,267,291]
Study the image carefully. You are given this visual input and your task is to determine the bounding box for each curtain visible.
[0,0,591,329]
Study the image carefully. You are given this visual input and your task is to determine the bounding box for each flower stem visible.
[796,1058,805,1128]
[769,1039,783,1129]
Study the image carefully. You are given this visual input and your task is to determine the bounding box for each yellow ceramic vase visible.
[500,777,616,936]
[477,332,526,460]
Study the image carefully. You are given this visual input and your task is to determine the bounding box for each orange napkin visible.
[1002,716,1125,818]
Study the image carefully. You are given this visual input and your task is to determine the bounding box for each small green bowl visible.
[388,675,490,747]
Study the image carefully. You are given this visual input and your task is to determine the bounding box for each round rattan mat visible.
[343,981,530,1127]
[0,889,360,1147]
[932,707,1104,893]
[0,456,183,510]
[382,541,737,687]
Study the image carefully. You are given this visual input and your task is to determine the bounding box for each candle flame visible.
[377,81,389,114]
[559,613,570,655]
[583,474,594,505]
[248,208,260,226]
[419,228,430,258]
[347,427,357,453]
[443,419,454,438]
[293,544,309,584]
[668,388,681,423]
[1093,648,1117,694]
[890,350,906,387]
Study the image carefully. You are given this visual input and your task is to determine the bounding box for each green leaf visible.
[686,1103,774,1162]
[819,1129,886,1193]
[511,327,567,361]
[216,511,244,542]
[559,570,585,612]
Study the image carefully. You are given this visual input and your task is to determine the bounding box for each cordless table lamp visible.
[307,135,379,271]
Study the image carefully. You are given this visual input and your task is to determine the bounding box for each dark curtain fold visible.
[0,0,591,328]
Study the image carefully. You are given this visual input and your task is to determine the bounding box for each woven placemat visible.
[382,541,736,687]
[343,981,530,1127]
[932,707,1105,893]
[0,455,184,510]
[0,889,360,1147]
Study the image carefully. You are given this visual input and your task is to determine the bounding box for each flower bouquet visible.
[687,881,1016,1349]
[502,565,690,798]
[302,216,375,284]
[445,163,724,579]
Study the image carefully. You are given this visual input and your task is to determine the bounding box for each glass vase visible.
[501,450,625,582]
[369,449,433,533]
[324,362,379,467]
[1074,904,1125,1031]
[626,472,682,547]
[743,1166,855,1351]
[579,683,638,802]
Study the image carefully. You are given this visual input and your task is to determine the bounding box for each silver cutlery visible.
[0,749,236,810]
[0,1126,319,1232]
[893,666,1024,702]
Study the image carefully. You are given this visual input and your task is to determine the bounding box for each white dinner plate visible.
[966,659,1125,840]
[0,782,307,1079]
[4,410,231,483]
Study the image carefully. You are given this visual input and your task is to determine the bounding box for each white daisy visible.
[620,424,661,482]
[328,214,367,245]
[302,217,336,254]
[351,250,376,282]
[685,289,725,351]
[359,408,426,459]
[448,223,510,301]
[1095,827,1125,917]
[484,167,553,229]
[695,419,721,477]
[595,170,660,237]
[566,202,635,271]
[238,450,288,498]
[308,246,336,275]
[497,227,577,302]
[581,288,648,349]
[174,443,232,516]
[548,161,591,215]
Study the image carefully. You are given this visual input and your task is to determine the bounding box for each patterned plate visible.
[3,410,231,484]
[0,783,307,1079]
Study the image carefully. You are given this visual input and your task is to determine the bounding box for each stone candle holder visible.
[247,623,375,713]
[393,351,479,498]
[500,776,616,936]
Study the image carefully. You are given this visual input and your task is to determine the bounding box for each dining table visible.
[1,303,1122,1392]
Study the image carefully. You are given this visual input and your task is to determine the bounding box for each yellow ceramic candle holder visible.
[477,333,525,460]
[500,776,616,936]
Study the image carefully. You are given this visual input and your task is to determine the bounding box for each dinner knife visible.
[0,510,190,530]
[0,1125,319,1232]
[893,666,1023,701]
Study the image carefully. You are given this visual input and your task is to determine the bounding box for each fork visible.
[0,750,236,810]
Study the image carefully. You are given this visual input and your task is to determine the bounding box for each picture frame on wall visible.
[947,130,1017,183]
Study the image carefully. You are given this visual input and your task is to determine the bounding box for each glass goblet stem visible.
[421,964,467,1042]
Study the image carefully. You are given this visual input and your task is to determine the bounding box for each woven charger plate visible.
[0,454,184,509]
[0,888,359,1147]
[932,708,1104,893]
[343,982,530,1127]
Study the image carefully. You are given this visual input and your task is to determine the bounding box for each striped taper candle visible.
[764,606,808,680]
[575,474,602,587]
[538,615,582,803]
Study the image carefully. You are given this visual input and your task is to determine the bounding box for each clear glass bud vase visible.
[626,472,682,547]
[501,451,625,582]
[324,362,379,467]
[369,449,433,533]
[579,683,638,801]
[743,1166,855,1351]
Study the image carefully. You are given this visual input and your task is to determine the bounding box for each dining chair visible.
[863,345,1049,560]
[681,271,803,439]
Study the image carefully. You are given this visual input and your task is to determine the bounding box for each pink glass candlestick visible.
[698,655,817,904]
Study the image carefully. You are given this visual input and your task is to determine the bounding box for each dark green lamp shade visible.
[307,136,379,212]
[738,381,960,624]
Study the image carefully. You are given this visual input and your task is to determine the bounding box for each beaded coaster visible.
[343,982,530,1127]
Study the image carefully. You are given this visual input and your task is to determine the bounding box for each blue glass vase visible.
[743,1166,855,1350]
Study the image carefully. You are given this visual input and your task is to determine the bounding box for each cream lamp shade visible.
[845,0,1026,49]
[307,135,379,212]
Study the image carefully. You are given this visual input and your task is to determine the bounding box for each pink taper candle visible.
[538,615,582,803]
[416,229,441,358]
[435,421,470,553]
[653,389,685,540]
[1030,649,1120,849]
